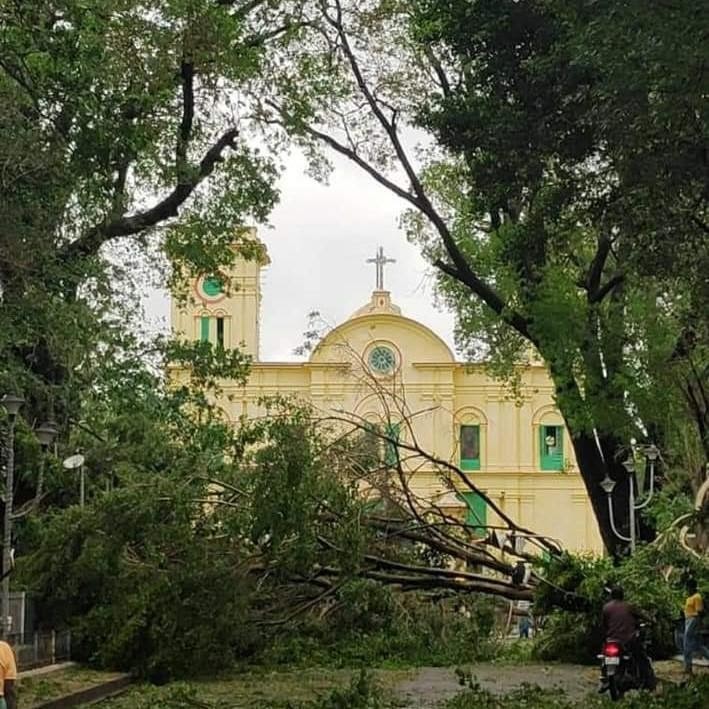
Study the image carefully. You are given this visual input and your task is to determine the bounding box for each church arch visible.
[532,404,563,426]
[454,405,489,426]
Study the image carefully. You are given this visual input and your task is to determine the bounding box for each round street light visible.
[63,454,86,507]
[0,395,24,419]
[645,445,659,462]
[35,421,58,448]
[600,476,617,495]
[621,457,636,474]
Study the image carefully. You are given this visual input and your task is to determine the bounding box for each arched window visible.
[213,309,228,349]
[453,407,488,535]
[216,316,225,347]
[532,406,565,471]
[196,312,211,342]
[453,407,488,471]
[358,413,400,469]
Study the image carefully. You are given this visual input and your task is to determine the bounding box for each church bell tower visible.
[170,227,269,359]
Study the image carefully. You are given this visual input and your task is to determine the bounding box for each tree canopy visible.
[1,1,707,678]
[256,0,709,553]
[0,0,287,426]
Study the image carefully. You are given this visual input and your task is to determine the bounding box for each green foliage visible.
[104,671,389,709]
[446,674,709,709]
[334,580,398,634]
[19,483,258,682]
[165,339,251,391]
[532,548,709,663]
[408,0,708,434]
[291,670,386,709]
[492,640,534,665]
[239,397,368,576]
[99,682,230,709]
[0,0,286,429]
[19,377,503,678]
[14,340,257,680]
[260,587,496,669]
[264,0,709,550]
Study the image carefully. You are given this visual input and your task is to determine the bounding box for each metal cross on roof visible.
[367,246,396,290]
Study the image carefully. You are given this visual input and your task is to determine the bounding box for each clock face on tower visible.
[368,345,397,374]
[198,275,224,302]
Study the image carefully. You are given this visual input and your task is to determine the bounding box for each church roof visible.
[309,286,456,365]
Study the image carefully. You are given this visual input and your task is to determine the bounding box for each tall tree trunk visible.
[569,432,624,556]
[546,357,652,556]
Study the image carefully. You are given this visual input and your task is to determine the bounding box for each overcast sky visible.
[144,149,457,361]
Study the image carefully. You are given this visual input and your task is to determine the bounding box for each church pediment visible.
[309,311,455,369]
[309,245,455,370]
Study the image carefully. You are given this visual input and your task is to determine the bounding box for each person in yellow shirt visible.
[0,640,17,709]
[683,578,709,674]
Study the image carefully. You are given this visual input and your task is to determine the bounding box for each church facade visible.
[171,232,603,555]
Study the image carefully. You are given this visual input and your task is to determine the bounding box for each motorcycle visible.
[598,624,656,701]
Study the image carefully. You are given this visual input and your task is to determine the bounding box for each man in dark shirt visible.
[602,586,639,643]
[600,586,655,691]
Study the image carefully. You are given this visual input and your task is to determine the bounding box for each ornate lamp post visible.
[1,395,57,638]
[600,443,659,552]
[35,422,58,449]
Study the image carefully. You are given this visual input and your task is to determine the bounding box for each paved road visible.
[394,663,598,707]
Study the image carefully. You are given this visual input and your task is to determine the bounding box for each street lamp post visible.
[600,443,659,552]
[35,422,58,449]
[1,395,57,638]
[1,395,24,639]
[62,454,86,507]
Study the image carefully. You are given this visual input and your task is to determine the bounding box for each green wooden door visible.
[460,491,487,536]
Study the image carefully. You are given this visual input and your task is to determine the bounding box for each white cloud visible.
[144,149,456,361]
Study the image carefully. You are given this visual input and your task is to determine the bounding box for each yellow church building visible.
[171,233,603,555]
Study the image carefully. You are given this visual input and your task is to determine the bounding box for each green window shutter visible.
[540,425,563,471]
[460,424,481,470]
[200,316,210,343]
[384,423,400,466]
[460,491,487,536]
[216,317,225,348]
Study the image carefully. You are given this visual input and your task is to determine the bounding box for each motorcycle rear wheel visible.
[608,675,622,701]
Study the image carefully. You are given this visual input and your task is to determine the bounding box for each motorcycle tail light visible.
[603,642,621,657]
